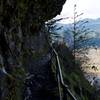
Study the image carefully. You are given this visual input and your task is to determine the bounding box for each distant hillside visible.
[55,18,100,48]
[77,38,100,49]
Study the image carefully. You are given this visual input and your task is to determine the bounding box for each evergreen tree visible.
[45,18,64,44]
[64,5,93,56]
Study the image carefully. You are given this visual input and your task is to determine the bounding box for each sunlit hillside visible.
[76,47,100,89]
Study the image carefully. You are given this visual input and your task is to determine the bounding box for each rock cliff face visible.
[0,0,66,100]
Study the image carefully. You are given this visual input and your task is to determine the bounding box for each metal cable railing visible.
[50,44,77,100]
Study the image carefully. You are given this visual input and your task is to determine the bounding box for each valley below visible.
[78,47,100,89]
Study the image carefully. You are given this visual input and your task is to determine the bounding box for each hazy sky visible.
[56,0,100,23]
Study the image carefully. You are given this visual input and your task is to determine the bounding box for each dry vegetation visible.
[76,47,100,85]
